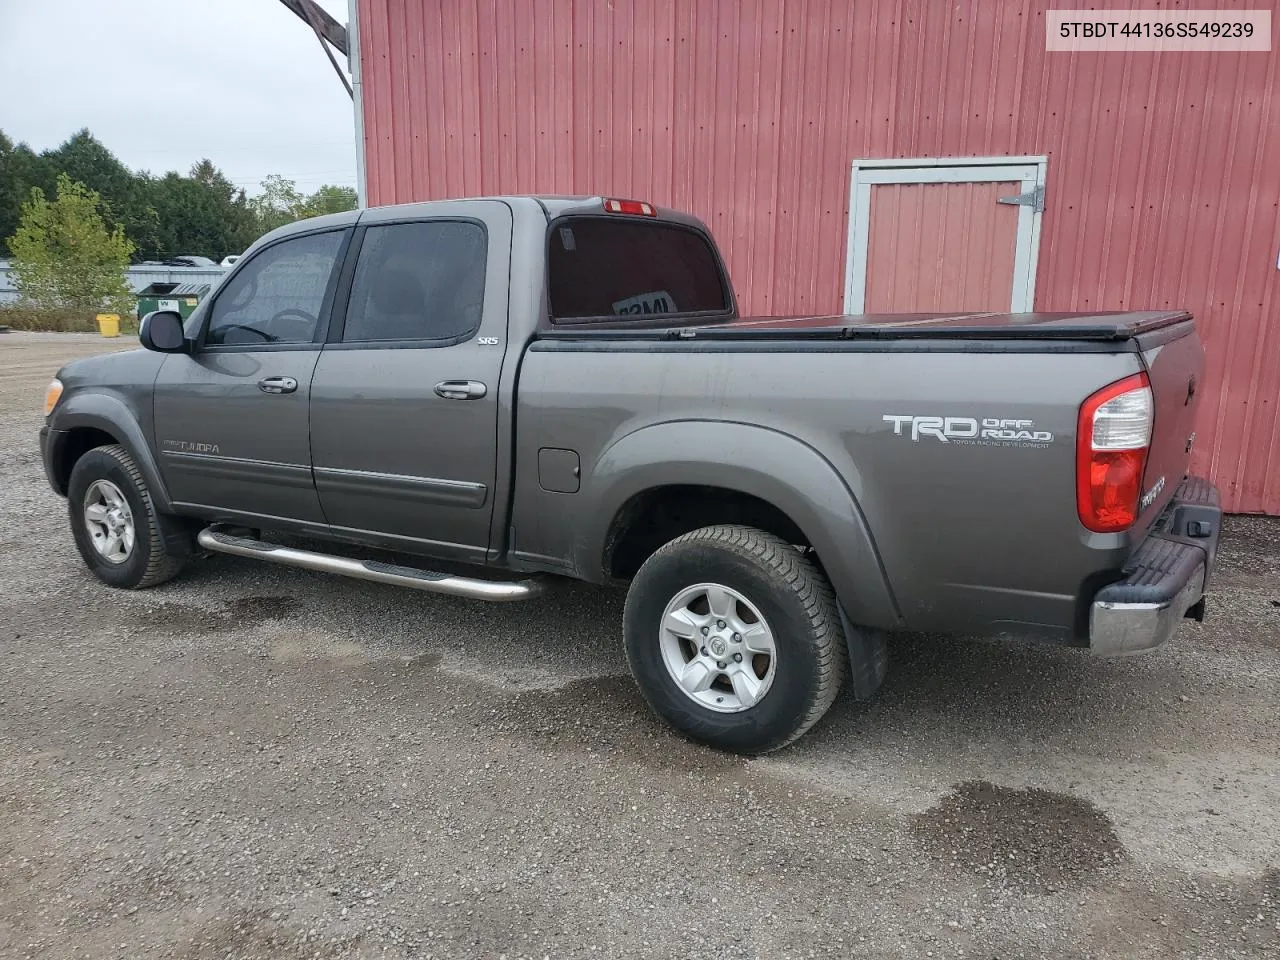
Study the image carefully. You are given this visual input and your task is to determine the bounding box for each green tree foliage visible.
[8,174,134,314]
[41,129,160,259]
[0,129,356,261]
[303,183,359,218]
[248,176,357,234]
[248,173,310,234]
[147,160,262,262]
[0,132,55,254]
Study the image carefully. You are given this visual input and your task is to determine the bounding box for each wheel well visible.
[605,485,810,580]
[55,427,119,493]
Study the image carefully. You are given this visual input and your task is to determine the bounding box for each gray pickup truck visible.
[39,196,1221,753]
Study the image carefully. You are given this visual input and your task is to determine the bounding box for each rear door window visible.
[341,220,488,343]
[548,218,730,322]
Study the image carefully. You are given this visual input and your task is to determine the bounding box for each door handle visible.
[434,380,487,400]
[258,376,298,395]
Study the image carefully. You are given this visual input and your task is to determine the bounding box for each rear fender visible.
[576,420,902,630]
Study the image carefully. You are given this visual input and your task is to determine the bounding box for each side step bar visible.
[196,526,543,602]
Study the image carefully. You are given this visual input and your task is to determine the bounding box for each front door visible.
[308,201,513,563]
[843,157,1046,313]
[153,228,349,525]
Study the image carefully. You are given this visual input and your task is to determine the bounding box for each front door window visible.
[205,231,344,346]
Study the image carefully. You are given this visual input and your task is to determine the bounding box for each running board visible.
[196,526,543,602]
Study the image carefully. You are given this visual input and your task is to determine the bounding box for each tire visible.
[623,525,848,754]
[67,444,189,589]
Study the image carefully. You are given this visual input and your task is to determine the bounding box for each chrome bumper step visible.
[196,526,543,602]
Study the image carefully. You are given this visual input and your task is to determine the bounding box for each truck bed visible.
[520,306,1203,639]
[543,310,1193,342]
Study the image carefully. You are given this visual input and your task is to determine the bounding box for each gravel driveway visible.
[1,332,1277,959]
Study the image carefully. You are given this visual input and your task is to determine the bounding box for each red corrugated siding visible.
[864,181,1021,312]
[358,0,1280,514]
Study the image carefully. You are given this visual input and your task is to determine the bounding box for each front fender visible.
[575,420,902,630]
[49,392,173,512]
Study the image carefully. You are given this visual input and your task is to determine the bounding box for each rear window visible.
[547,217,730,322]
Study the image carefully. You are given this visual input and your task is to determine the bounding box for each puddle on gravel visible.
[912,780,1127,891]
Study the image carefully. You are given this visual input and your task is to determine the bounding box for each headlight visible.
[43,378,63,416]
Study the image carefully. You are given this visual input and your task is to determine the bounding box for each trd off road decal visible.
[883,415,1054,448]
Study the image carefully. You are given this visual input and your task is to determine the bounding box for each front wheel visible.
[623,525,847,754]
[67,444,189,589]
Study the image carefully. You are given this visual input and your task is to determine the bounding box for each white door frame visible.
[842,155,1048,314]
[348,0,368,209]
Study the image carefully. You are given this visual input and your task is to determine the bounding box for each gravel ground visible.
[1,331,1277,959]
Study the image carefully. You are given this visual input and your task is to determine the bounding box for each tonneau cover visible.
[544,310,1193,341]
[702,311,1192,341]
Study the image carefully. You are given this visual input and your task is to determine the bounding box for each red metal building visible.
[349,0,1280,514]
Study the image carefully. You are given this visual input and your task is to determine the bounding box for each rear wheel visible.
[623,525,847,754]
[67,444,189,589]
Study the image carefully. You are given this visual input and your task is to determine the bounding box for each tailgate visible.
[1135,319,1204,536]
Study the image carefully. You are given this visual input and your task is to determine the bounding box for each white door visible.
[843,156,1047,314]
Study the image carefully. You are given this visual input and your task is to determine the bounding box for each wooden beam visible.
[275,0,348,58]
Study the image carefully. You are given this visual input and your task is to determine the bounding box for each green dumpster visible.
[136,282,211,320]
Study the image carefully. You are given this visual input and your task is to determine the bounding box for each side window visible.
[205,231,344,346]
[342,221,487,343]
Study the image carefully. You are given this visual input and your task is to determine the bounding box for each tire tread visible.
[638,524,848,751]
[82,444,185,589]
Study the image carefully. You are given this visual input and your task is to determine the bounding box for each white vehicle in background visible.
[219,255,241,268]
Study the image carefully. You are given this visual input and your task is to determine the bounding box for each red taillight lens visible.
[1076,372,1153,533]
[603,198,656,216]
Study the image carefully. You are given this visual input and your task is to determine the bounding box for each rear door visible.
[153,228,349,524]
[308,201,512,563]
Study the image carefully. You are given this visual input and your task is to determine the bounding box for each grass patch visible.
[0,303,139,334]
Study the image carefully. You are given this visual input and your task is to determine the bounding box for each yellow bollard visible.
[95,313,121,338]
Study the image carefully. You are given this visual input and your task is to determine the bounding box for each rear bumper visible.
[1089,476,1220,657]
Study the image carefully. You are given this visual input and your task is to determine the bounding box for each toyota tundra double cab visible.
[40,196,1221,753]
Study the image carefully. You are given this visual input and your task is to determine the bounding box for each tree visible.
[0,129,356,262]
[7,174,134,314]
[42,130,134,211]
[146,161,260,262]
[304,184,359,218]
[248,174,309,233]
[188,160,263,257]
[41,129,161,260]
[0,130,261,262]
[248,176,358,233]
[0,132,54,256]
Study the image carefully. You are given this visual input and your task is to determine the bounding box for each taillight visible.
[603,198,656,216]
[1076,372,1153,533]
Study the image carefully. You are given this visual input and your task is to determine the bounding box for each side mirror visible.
[139,311,188,353]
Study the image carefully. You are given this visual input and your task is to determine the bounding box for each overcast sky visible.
[0,0,357,194]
